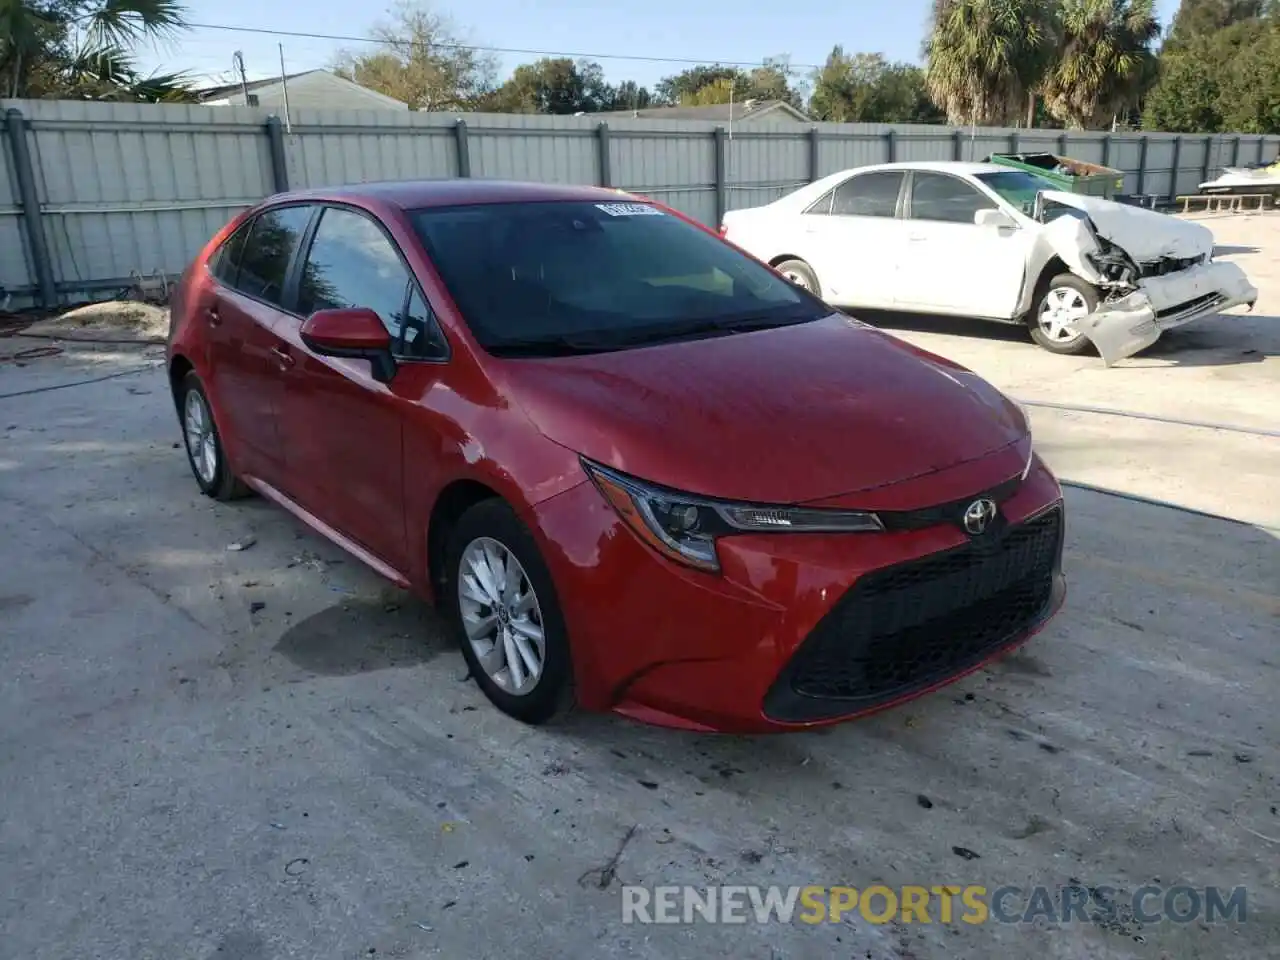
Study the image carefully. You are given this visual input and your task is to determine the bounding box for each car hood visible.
[1040,191,1214,261]
[497,315,1028,504]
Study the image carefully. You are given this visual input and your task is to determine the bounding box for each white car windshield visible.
[411,201,827,357]
[974,170,1061,216]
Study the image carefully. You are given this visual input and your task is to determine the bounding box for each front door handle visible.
[205,305,221,326]
[270,346,295,370]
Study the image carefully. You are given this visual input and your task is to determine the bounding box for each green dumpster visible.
[985,152,1125,199]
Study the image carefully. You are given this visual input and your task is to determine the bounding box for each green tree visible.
[1041,0,1160,128]
[654,57,802,108]
[810,47,945,122]
[479,57,608,114]
[1162,0,1263,51]
[924,0,1057,125]
[1,0,191,99]
[606,79,652,111]
[332,2,497,110]
[1143,13,1280,133]
[654,64,741,105]
[1218,18,1280,132]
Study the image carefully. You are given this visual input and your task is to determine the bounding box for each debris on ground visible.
[226,536,257,552]
[578,824,639,890]
[17,301,170,344]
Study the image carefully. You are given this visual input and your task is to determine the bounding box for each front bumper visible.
[530,452,1067,733]
[1076,260,1259,366]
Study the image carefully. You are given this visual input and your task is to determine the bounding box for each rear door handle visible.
[270,346,295,369]
[205,305,221,326]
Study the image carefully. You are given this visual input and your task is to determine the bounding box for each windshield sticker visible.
[595,202,663,217]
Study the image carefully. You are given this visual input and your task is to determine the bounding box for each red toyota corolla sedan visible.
[166,179,1066,733]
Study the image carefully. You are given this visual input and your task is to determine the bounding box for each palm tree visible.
[1,0,187,99]
[1042,0,1160,129]
[924,0,1057,126]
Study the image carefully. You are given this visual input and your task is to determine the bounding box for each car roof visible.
[766,161,1012,212]
[273,179,634,210]
[872,161,1007,175]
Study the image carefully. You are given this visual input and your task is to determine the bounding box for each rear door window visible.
[235,205,314,307]
[829,172,905,218]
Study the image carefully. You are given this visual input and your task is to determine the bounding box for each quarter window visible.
[909,173,998,224]
[828,172,905,218]
[399,287,448,360]
[235,205,313,306]
[210,220,251,287]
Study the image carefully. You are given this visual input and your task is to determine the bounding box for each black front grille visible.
[1156,292,1223,320]
[1140,255,1204,278]
[764,506,1064,722]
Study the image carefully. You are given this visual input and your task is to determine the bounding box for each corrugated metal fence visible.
[2,98,1278,308]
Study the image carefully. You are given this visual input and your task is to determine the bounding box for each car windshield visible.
[974,170,1060,215]
[410,200,826,356]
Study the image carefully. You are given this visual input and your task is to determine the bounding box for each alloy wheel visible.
[1038,286,1090,344]
[457,537,546,695]
[183,389,218,485]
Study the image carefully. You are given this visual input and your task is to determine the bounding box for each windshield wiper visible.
[484,334,627,357]
[485,309,821,356]
[594,311,819,348]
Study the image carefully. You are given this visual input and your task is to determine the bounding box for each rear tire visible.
[178,371,251,501]
[444,499,574,725]
[774,258,821,297]
[1029,273,1097,356]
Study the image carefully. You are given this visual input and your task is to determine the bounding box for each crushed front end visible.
[1034,195,1260,365]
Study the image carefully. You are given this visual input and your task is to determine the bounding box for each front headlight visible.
[582,460,883,574]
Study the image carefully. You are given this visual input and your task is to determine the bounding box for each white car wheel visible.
[1030,274,1098,356]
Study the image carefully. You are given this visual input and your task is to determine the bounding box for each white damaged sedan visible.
[721,161,1259,364]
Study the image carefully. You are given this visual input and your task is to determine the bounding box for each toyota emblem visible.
[962,498,998,536]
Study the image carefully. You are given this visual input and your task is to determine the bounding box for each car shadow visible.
[850,308,1032,346]
[273,597,445,675]
[851,307,1280,367]
[1135,311,1279,367]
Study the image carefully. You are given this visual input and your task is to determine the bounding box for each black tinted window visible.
[910,172,997,224]
[830,172,903,217]
[411,201,820,356]
[399,287,448,359]
[297,208,410,336]
[211,220,250,286]
[237,205,313,305]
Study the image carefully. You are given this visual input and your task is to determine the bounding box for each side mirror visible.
[300,308,397,383]
[975,208,1016,230]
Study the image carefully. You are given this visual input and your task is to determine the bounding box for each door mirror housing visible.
[300,308,397,383]
[974,208,1016,231]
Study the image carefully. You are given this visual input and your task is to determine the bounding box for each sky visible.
[135,0,1184,94]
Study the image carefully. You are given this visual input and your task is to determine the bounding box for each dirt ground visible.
[0,213,1277,960]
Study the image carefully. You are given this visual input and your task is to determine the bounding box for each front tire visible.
[444,499,574,725]
[1029,273,1097,356]
[179,371,250,501]
[774,258,821,297]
